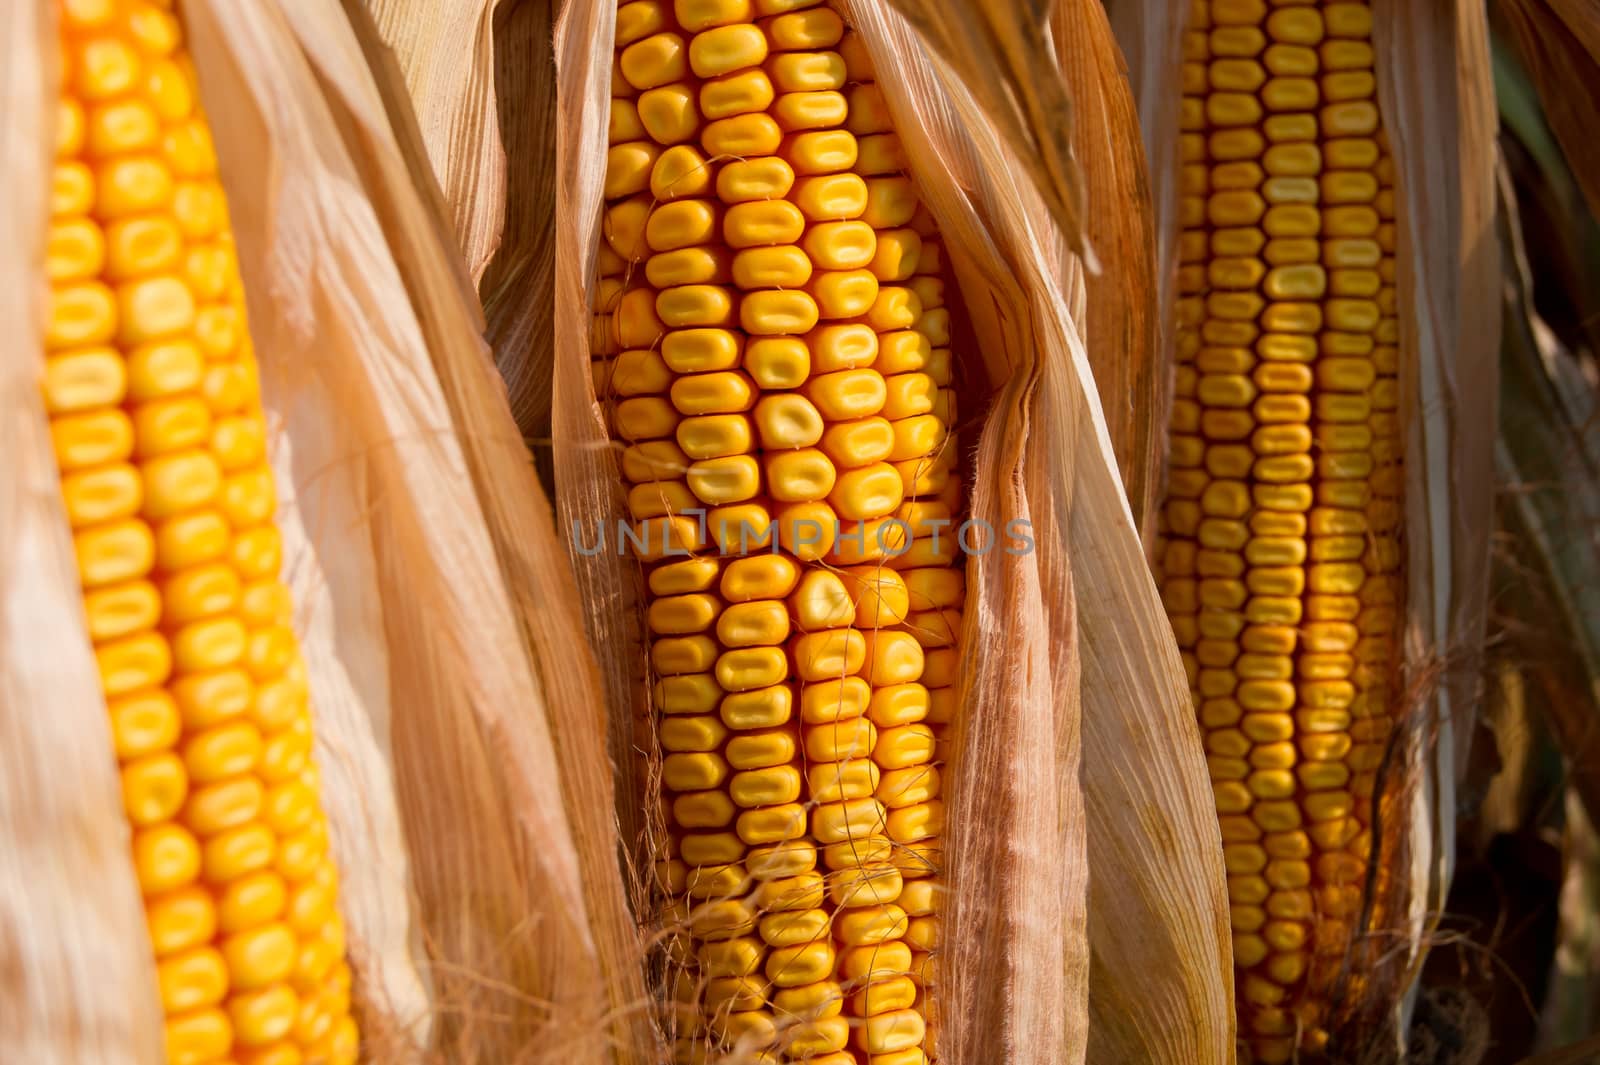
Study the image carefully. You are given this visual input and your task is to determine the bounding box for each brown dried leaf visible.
[1051,0,1164,545]
[1102,0,1187,552]
[1498,0,1600,225]
[479,0,563,483]
[1363,0,1500,1048]
[879,0,1090,261]
[549,0,652,903]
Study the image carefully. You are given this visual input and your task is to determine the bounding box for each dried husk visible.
[549,3,1232,1064]
[1492,152,1600,1051]
[355,0,564,485]
[1108,0,1501,1054]
[874,0,1090,264]
[1493,124,1600,855]
[476,0,565,486]
[1368,1,1499,1051]
[0,4,164,1059]
[352,0,507,285]
[1049,0,1165,548]
[183,0,649,1059]
[1496,0,1600,225]
[335,3,658,1057]
[548,0,652,925]
[1104,0,1185,551]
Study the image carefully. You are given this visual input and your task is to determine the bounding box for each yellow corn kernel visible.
[808,269,880,319]
[634,82,700,144]
[807,759,881,803]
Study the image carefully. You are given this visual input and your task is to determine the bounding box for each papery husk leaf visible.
[1493,159,1600,840]
[355,0,560,478]
[185,1,647,1059]
[550,0,653,921]
[257,20,443,1049]
[269,465,433,1056]
[1366,0,1499,1052]
[877,0,1090,262]
[481,1,561,479]
[329,3,657,1057]
[1045,16,1241,1041]
[353,0,506,285]
[1497,0,1600,225]
[1049,0,1163,545]
[1102,0,1185,540]
[0,5,164,1059]
[553,3,1232,1064]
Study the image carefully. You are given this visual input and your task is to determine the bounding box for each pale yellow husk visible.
[355,0,507,285]
[341,2,660,1056]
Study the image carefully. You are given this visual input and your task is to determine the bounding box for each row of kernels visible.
[1342,150,1401,848]
[1297,4,1391,1048]
[612,8,774,1057]
[1173,0,1347,1050]
[1318,248,1397,801]
[626,500,988,567]
[815,50,943,1058]
[57,8,355,1060]
[798,565,919,1050]
[876,114,950,1020]
[610,429,954,552]
[165,304,344,1055]
[617,3,845,90]
[612,41,739,1049]
[611,364,934,450]
[1162,12,1210,687]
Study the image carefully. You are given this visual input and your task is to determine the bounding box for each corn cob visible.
[45,2,356,1061]
[1155,1,1401,1059]
[599,1,962,1060]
